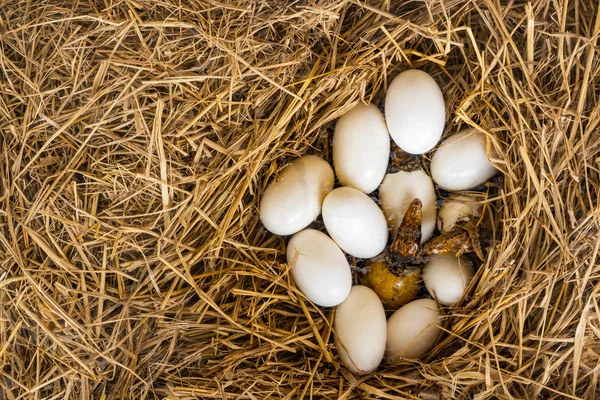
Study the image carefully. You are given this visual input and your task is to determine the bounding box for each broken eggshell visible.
[362,259,420,310]
[437,195,481,233]
[379,170,437,243]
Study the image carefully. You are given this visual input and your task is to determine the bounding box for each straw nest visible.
[1,1,600,399]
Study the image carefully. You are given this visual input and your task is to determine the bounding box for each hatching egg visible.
[379,170,437,242]
[333,103,391,193]
[334,285,386,374]
[385,69,445,154]
[386,298,441,360]
[362,259,420,310]
[430,129,498,191]
[260,155,334,236]
[286,229,352,307]
[322,187,388,258]
[422,254,474,306]
[437,196,481,233]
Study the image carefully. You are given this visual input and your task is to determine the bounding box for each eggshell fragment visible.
[422,254,474,306]
[333,103,391,194]
[260,155,334,236]
[437,200,474,233]
[334,285,387,374]
[386,299,441,360]
[322,187,388,258]
[286,229,352,307]
[437,195,482,233]
[385,69,445,154]
[379,170,437,242]
[430,130,498,191]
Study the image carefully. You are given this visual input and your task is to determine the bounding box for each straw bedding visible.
[1,0,600,398]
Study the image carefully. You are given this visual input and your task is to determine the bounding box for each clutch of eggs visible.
[258,68,500,375]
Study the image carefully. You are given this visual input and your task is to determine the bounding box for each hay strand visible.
[1,1,600,399]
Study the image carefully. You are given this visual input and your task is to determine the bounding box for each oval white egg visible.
[386,298,441,360]
[379,170,437,242]
[260,155,334,236]
[286,229,352,307]
[333,103,390,193]
[437,196,480,233]
[322,187,388,258]
[422,254,474,306]
[385,69,445,154]
[430,130,498,191]
[334,285,386,374]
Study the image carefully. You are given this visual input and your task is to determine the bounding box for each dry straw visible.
[1,0,599,399]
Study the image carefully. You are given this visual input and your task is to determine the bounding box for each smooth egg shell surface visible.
[322,187,388,258]
[386,298,441,360]
[423,254,474,306]
[286,229,352,307]
[379,170,437,242]
[431,130,498,191]
[334,285,387,374]
[333,103,390,194]
[385,69,445,154]
[260,155,334,236]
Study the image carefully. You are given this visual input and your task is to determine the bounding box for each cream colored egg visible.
[422,254,474,306]
[437,195,482,232]
[333,103,390,193]
[379,170,437,242]
[430,130,498,191]
[260,155,334,236]
[286,229,352,307]
[386,298,441,360]
[385,69,445,154]
[334,285,387,374]
[322,187,388,258]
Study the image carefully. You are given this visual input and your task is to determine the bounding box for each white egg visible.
[385,69,445,154]
[334,285,386,374]
[422,254,474,306]
[322,187,388,258]
[260,155,334,236]
[286,229,352,307]
[386,298,441,360]
[430,129,498,191]
[379,170,437,242]
[333,103,390,193]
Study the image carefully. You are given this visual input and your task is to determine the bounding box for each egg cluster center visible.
[260,69,499,374]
